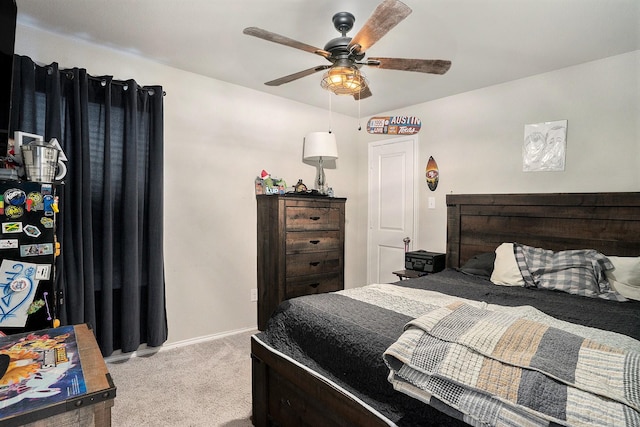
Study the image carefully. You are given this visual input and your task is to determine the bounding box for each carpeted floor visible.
[107,330,256,426]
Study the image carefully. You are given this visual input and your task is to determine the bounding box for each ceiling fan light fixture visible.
[321,66,368,96]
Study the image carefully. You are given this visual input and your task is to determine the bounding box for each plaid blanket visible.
[384,302,640,426]
[513,243,627,301]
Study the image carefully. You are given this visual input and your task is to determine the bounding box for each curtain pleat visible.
[10,55,167,355]
[146,87,166,346]
[121,80,140,352]
[99,76,115,353]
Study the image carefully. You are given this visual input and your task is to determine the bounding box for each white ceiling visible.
[15,0,640,117]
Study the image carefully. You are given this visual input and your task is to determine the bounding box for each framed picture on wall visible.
[523,120,567,172]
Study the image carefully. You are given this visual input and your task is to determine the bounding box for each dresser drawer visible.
[286,251,342,277]
[286,231,341,253]
[285,206,341,231]
[285,273,343,299]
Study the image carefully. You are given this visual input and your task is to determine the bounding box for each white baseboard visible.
[105,326,257,363]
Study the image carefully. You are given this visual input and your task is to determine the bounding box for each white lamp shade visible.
[303,132,338,160]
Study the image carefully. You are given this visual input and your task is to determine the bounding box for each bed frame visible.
[251,192,640,426]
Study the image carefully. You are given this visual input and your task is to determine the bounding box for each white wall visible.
[15,24,365,345]
[358,51,640,255]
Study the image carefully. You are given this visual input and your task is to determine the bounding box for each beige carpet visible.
[107,330,256,426]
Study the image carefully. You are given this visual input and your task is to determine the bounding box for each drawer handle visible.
[309,240,320,245]
[280,398,291,407]
[309,216,321,221]
[309,261,320,266]
[309,283,320,288]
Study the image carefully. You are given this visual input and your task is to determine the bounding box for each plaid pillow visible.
[513,243,627,301]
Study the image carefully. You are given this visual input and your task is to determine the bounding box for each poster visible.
[0,259,40,327]
[523,120,567,172]
[0,326,86,418]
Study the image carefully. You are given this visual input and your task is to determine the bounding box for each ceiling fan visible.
[243,0,451,100]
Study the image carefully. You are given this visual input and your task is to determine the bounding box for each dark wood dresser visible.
[256,194,346,330]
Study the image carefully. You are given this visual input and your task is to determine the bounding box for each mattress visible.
[257,269,640,426]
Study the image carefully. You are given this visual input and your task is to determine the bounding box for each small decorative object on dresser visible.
[256,194,346,330]
[293,179,307,193]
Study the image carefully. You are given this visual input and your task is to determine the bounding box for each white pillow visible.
[608,279,640,301]
[605,256,640,301]
[490,243,525,286]
[605,256,640,287]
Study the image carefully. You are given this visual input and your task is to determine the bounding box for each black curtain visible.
[10,55,167,356]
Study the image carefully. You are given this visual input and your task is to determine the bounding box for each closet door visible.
[367,136,417,284]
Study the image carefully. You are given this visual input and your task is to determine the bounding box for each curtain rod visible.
[49,66,166,96]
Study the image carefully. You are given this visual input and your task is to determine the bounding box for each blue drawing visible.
[0,260,38,327]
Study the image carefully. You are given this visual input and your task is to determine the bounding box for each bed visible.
[251,192,640,426]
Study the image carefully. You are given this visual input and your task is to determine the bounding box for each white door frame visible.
[367,135,419,284]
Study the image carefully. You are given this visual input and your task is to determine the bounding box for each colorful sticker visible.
[40,217,54,229]
[43,195,54,217]
[2,222,23,233]
[0,239,19,249]
[40,184,52,196]
[20,243,54,257]
[4,189,26,206]
[26,299,45,315]
[27,192,44,211]
[24,225,41,238]
[10,278,30,292]
[36,264,51,281]
[5,205,23,219]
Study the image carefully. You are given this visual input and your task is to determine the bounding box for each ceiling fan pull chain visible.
[328,92,333,133]
[358,94,362,131]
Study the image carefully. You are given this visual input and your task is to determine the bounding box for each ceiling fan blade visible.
[366,58,452,74]
[348,0,412,54]
[265,65,331,86]
[353,86,372,100]
[243,27,331,58]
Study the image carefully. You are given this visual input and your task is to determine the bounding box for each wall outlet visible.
[250,288,258,302]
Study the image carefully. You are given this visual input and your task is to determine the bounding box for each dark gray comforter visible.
[258,269,640,426]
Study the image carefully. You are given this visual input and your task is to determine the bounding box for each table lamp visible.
[303,132,338,194]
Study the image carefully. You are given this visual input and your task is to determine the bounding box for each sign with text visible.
[367,116,421,135]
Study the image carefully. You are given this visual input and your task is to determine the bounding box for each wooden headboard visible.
[446,192,640,268]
